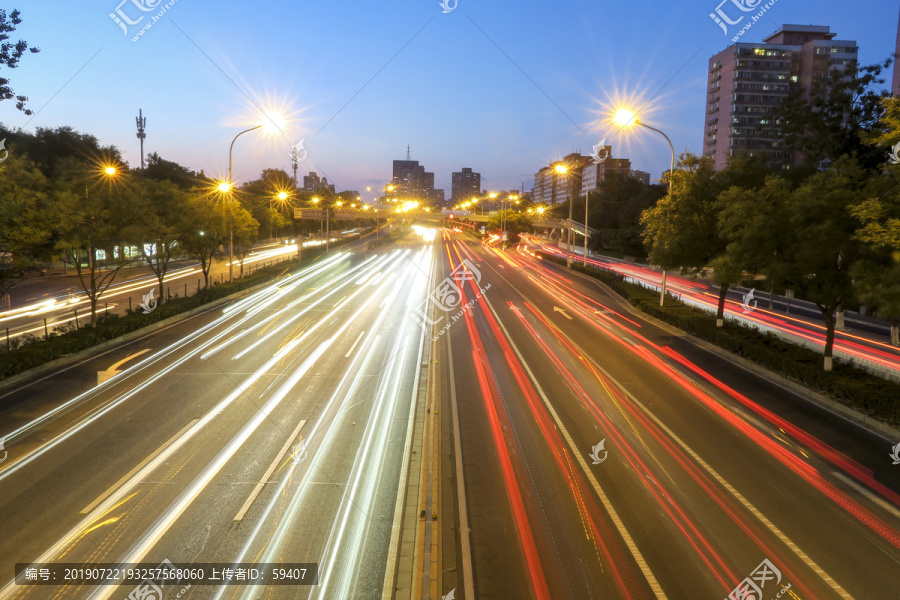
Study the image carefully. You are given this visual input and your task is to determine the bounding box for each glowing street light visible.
[613,106,675,305]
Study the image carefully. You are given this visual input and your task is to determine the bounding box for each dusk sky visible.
[1,0,897,198]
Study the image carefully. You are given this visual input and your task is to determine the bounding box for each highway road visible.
[524,235,900,381]
[0,227,898,599]
[435,229,900,598]
[0,234,435,600]
[0,238,340,346]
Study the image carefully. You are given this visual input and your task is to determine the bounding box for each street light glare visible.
[613,109,638,127]
[555,164,568,174]
[104,166,117,176]
[217,181,232,193]
[260,111,287,133]
[277,191,288,200]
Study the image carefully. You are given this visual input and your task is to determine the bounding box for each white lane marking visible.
[86,272,385,600]
[0,255,350,475]
[81,419,199,515]
[233,419,307,521]
[445,320,476,599]
[345,331,366,358]
[534,305,857,600]
[482,293,669,599]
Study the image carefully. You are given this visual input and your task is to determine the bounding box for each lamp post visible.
[225,124,264,282]
[583,189,590,267]
[614,109,675,306]
[552,164,574,267]
[382,185,395,239]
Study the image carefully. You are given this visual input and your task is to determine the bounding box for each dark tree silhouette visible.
[0,9,40,115]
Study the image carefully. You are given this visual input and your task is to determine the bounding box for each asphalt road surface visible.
[0,227,898,600]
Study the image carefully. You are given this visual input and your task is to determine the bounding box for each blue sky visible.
[1,0,897,198]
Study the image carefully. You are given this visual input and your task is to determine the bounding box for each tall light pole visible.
[382,185,395,239]
[583,189,590,267]
[614,109,675,306]
[553,164,574,267]
[225,124,264,282]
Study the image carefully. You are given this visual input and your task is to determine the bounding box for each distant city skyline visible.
[0,1,896,196]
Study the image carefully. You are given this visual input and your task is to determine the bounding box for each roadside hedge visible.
[538,252,900,427]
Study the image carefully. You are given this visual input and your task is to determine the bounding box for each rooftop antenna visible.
[406,144,410,160]
[135,109,147,169]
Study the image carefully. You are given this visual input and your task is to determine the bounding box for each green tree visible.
[124,178,191,305]
[0,9,40,114]
[850,177,900,345]
[231,206,260,277]
[178,193,228,289]
[721,160,866,370]
[488,209,532,243]
[143,152,203,189]
[641,154,724,319]
[239,168,295,239]
[588,172,665,258]
[0,126,109,178]
[0,151,50,298]
[774,60,890,171]
[49,160,137,326]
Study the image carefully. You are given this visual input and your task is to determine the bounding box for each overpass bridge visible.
[392,213,595,238]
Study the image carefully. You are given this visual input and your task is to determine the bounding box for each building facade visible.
[392,159,437,203]
[631,170,651,185]
[531,153,591,205]
[703,25,859,170]
[451,167,481,202]
[581,146,632,196]
[303,172,335,193]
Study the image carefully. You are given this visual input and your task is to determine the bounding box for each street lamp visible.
[82,164,121,276]
[224,124,265,282]
[551,163,578,267]
[614,108,675,306]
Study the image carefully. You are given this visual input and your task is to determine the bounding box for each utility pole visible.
[135,109,147,169]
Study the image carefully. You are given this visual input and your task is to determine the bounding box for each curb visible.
[561,264,900,442]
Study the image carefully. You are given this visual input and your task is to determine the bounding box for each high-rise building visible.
[392,158,436,202]
[531,153,590,205]
[580,145,632,196]
[303,171,335,193]
[703,25,859,170]
[631,170,651,185]
[451,168,481,202]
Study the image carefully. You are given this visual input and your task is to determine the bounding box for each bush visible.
[538,252,900,427]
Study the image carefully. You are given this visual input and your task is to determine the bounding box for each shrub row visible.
[0,238,359,381]
[538,252,900,427]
